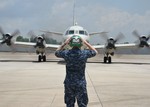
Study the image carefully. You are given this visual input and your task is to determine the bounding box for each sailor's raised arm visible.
[81,38,98,54]
[56,37,71,51]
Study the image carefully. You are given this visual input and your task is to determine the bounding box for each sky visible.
[0,0,150,44]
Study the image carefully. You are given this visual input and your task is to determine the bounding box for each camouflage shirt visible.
[55,48,96,85]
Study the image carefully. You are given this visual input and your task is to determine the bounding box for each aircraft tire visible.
[108,56,111,63]
[104,57,107,63]
[38,55,42,62]
[43,55,46,62]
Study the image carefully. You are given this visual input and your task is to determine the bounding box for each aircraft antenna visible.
[73,0,76,26]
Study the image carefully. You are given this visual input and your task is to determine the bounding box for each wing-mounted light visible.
[0,26,20,46]
[132,30,150,48]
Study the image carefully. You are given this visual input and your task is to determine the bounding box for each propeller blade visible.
[0,26,5,36]
[115,32,125,43]
[27,30,37,42]
[132,30,140,38]
[11,29,20,37]
[28,30,37,38]
[0,26,5,39]
[134,39,140,45]
[1,40,6,44]
[101,33,109,41]
[10,45,17,53]
[147,34,150,41]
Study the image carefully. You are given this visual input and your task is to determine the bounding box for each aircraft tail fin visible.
[73,0,76,26]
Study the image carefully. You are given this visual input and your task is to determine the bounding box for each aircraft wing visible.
[92,44,105,49]
[0,40,2,44]
[14,41,36,47]
[14,41,60,50]
[115,42,150,49]
[115,43,137,49]
[40,30,63,36]
[92,42,150,49]
[46,44,60,50]
[89,32,108,36]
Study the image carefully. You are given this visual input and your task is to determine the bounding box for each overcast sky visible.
[0,0,150,44]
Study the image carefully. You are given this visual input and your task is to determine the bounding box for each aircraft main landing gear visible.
[38,55,46,62]
[103,55,112,63]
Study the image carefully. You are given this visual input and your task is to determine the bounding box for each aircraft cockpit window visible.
[79,30,88,35]
[79,30,85,35]
[69,30,74,34]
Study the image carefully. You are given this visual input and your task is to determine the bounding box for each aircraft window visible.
[69,30,74,34]
[79,30,85,35]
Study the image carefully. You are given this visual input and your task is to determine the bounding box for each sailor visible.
[55,35,98,107]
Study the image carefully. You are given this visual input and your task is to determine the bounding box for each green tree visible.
[16,36,23,41]
[16,36,29,42]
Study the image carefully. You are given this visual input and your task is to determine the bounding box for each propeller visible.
[99,32,125,57]
[132,30,150,48]
[28,30,52,42]
[28,30,46,48]
[101,32,124,49]
[28,30,38,42]
[115,32,125,43]
[0,27,5,39]
[0,26,20,46]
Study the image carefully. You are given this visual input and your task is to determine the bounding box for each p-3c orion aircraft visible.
[1,23,150,63]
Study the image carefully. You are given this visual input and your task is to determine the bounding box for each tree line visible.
[16,35,61,44]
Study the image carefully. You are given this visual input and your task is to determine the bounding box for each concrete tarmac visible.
[0,52,150,107]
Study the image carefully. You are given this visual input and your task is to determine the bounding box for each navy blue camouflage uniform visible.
[55,47,96,107]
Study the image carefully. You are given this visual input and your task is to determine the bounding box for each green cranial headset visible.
[69,35,82,47]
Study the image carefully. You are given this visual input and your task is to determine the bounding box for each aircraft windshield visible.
[65,30,75,35]
[69,30,74,34]
[65,30,88,35]
[79,30,88,35]
[79,30,84,35]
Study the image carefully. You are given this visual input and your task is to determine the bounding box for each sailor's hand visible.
[64,37,71,45]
